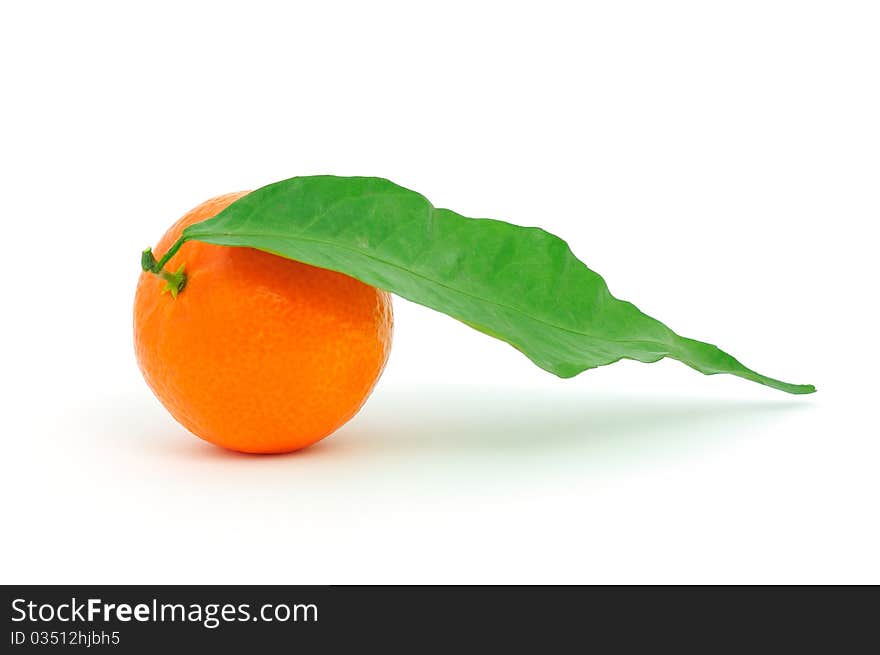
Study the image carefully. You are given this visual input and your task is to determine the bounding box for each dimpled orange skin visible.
[134,192,393,454]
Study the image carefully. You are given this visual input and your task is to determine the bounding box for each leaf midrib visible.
[186,227,678,353]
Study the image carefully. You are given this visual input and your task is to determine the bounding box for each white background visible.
[1,1,877,584]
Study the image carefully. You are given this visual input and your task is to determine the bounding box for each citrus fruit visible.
[133,192,393,453]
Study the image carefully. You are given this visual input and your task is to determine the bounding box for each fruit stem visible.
[141,236,189,298]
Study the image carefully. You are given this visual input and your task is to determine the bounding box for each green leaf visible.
[178,175,814,395]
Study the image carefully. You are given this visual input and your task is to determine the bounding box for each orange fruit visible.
[133,192,393,453]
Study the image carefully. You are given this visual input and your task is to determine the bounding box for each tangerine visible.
[133,192,393,453]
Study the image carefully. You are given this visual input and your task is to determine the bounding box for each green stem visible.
[141,236,189,298]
